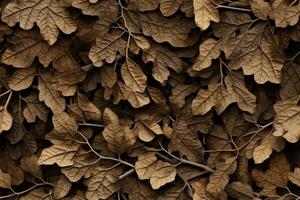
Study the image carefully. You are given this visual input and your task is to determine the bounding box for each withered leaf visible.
[270,0,300,28]
[53,175,72,199]
[38,143,80,167]
[0,169,12,189]
[23,92,48,123]
[8,66,36,91]
[207,156,237,197]
[160,0,183,17]
[2,0,77,45]
[250,0,271,20]
[77,93,102,121]
[103,108,136,154]
[253,132,285,164]
[85,166,123,200]
[252,153,290,197]
[0,108,13,134]
[62,153,98,182]
[135,153,177,189]
[52,111,78,134]
[140,12,197,47]
[121,58,147,93]
[288,168,300,187]
[192,73,256,115]
[38,72,66,114]
[89,31,126,67]
[168,117,204,162]
[193,38,221,71]
[20,155,43,178]
[273,96,300,143]
[193,0,219,30]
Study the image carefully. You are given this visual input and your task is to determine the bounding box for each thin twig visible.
[216,5,252,12]
[157,143,215,172]
[0,182,51,199]
[77,131,134,168]
[78,122,105,128]
[119,168,135,180]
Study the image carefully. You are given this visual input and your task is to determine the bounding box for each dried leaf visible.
[38,143,80,167]
[193,0,219,30]
[0,108,13,134]
[2,0,77,45]
[273,96,300,143]
[135,153,177,189]
[192,73,256,115]
[0,169,11,189]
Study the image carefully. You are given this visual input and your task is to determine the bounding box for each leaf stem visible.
[216,5,252,12]
[77,131,134,168]
[78,122,105,128]
[0,182,51,199]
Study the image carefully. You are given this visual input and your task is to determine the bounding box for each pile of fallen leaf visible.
[0,0,299,199]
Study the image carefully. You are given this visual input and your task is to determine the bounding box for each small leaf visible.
[38,143,80,167]
[135,153,177,190]
[0,108,13,134]
[0,169,11,189]
[193,0,219,30]
[8,67,36,91]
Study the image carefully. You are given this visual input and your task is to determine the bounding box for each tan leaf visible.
[122,177,158,199]
[250,0,271,20]
[38,72,66,114]
[0,169,11,189]
[270,0,300,28]
[280,62,300,99]
[229,38,283,84]
[23,92,49,123]
[134,120,163,142]
[72,0,119,35]
[288,168,300,187]
[169,83,198,109]
[140,12,197,47]
[160,0,183,17]
[89,31,126,67]
[0,108,13,134]
[252,153,290,197]
[20,155,43,178]
[193,0,219,30]
[168,117,204,162]
[8,67,36,91]
[191,179,208,200]
[135,153,177,189]
[1,30,47,68]
[129,0,160,11]
[121,58,147,93]
[85,166,123,200]
[52,112,78,134]
[193,38,221,71]
[2,0,77,45]
[133,35,150,50]
[127,91,150,108]
[192,73,256,115]
[77,93,101,121]
[99,66,117,88]
[226,182,254,200]
[62,153,98,182]
[53,175,72,199]
[38,143,80,167]
[273,96,300,143]
[20,188,51,200]
[207,156,237,197]
[143,43,185,84]
[103,108,136,154]
[253,133,285,164]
